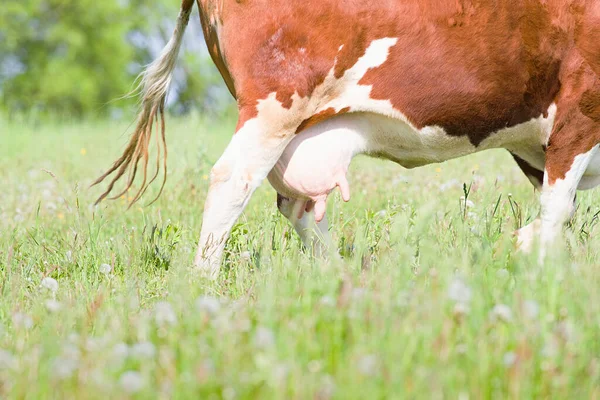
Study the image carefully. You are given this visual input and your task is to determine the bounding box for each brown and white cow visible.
[94,0,600,277]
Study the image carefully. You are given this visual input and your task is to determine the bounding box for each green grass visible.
[0,113,599,399]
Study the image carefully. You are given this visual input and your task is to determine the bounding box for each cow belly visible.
[269,110,552,201]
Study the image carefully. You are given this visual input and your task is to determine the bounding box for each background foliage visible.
[0,0,226,118]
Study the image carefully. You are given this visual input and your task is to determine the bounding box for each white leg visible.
[194,119,294,277]
[277,195,334,257]
[539,146,599,258]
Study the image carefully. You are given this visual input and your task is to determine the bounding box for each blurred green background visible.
[0,0,229,120]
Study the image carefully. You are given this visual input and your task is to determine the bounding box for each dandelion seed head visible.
[41,277,58,293]
[448,278,472,305]
[253,327,275,350]
[112,342,129,362]
[52,357,79,380]
[195,296,221,316]
[357,354,380,377]
[0,350,16,370]
[99,263,112,274]
[131,341,156,359]
[523,300,540,320]
[503,351,517,367]
[45,299,62,313]
[319,295,336,307]
[119,371,145,394]
[490,304,513,323]
[154,301,177,326]
[12,312,33,330]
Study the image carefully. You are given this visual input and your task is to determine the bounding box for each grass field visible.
[1,113,599,399]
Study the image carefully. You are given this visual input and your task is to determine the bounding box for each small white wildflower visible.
[0,350,16,370]
[439,179,460,192]
[496,269,510,280]
[253,327,275,349]
[41,277,59,293]
[112,342,129,361]
[52,357,78,380]
[65,250,72,262]
[195,296,221,316]
[99,263,112,274]
[67,333,80,343]
[455,343,468,354]
[45,299,62,313]
[223,387,237,400]
[453,303,470,318]
[318,375,336,399]
[460,197,475,208]
[12,312,33,330]
[503,351,517,367]
[119,371,145,394]
[376,210,387,218]
[490,304,513,323]
[448,278,472,305]
[556,321,576,343]
[62,343,81,361]
[351,288,367,301]
[154,301,177,326]
[131,341,156,359]
[357,354,380,377]
[319,295,336,307]
[523,300,540,320]
[542,336,560,358]
[308,360,323,374]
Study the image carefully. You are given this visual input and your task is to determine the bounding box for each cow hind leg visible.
[538,87,600,259]
[276,194,334,258]
[510,153,545,253]
[540,145,598,257]
[194,117,295,278]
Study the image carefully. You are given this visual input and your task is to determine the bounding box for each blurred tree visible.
[0,0,227,118]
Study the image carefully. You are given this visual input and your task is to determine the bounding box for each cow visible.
[93,0,600,277]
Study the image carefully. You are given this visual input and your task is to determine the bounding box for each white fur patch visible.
[540,145,599,247]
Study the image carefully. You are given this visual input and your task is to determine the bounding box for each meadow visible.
[0,113,599,399]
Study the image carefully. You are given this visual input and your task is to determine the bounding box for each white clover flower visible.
[131,342,156,359]
[99,263,112,275]
[448,278,472,305]
[41,277,59,294]
[491,304,513,323]
[195,296,221,316]
[12,312,33,330]
[45,299,62,313]
[357,354,380,377]
[154,301,177,326]
[119,371,145,394]
[253,327,275,350]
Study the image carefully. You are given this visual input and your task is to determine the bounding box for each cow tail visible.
[92,0,195,206]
